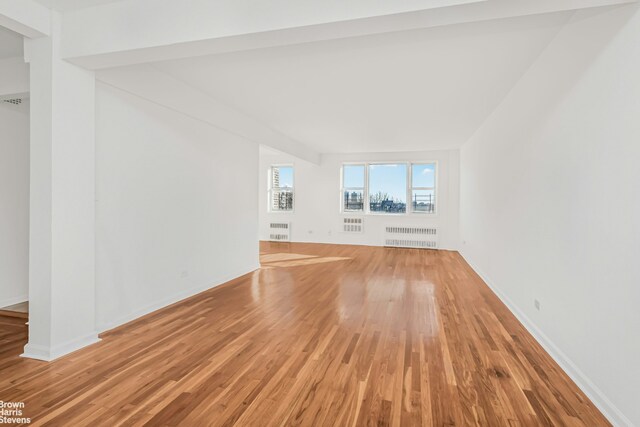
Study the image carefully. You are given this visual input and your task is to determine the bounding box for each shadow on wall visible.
[479,5,636,144]
[461,4,637,269]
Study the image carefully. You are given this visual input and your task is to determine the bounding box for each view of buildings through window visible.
[368,164,407,213]
[342,165,365,211]
[270,165,294,211]
[341,162,436,214]
[268,163,435,214]
[411,163,436,213]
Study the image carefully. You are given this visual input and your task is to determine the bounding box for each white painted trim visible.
[96,264,261,333]
[22,333,101,362]
[259,239,454,252]
[0,294,28,310]
[459,250,635,427]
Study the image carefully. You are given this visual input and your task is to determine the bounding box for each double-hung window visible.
[269,165,294,212]
[410,163,436,213]
[341,164,365,212]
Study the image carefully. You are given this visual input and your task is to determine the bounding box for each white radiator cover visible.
[384,225,438,249]
[342,217,364,233]
[269,222,291,242]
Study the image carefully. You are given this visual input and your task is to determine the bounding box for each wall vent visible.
[342,217,363,233]
[269,222,291,242]
[2,98,22,105]
[384,226,438,249]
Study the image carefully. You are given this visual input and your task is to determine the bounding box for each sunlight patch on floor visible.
[259,253,317,263]
[260,253,351,268]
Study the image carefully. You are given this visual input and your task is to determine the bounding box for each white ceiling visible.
[0,26,23,59]
[155,11,573,154]
[34,0,127,11]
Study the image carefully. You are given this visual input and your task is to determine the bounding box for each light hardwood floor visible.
[0,302,29,319]
[0,302,29,313]
[0,242,609,426]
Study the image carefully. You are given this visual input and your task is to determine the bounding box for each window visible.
[269,165,294,211]
[369,163,407,213]
[340,162,437,215]
[341,164,365,212]
[411,163,436,213]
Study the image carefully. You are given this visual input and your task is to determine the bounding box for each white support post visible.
[22,13,98,361]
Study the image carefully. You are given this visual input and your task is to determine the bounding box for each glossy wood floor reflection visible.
[0,243,609,426]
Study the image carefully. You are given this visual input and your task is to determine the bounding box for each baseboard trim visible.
[96,264,261,333]
[0,294,28,310]
[459,250,634,427]
[259,239,459,252]
[22,333,101,362]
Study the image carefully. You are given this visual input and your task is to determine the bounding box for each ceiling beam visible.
[61,0,636,70]
[0,0,50,38]
[96,65,321,164]
[61,0,483,68]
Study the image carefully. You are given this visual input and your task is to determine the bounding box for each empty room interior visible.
[1,0,639,425]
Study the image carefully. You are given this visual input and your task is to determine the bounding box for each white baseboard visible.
[96,264,260,333]
[0,294,28,309]
[459,250,634,427]
[22,333,101,362]
[260,239,459,252]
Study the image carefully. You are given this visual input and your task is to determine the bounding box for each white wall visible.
[95,83,259,331]
[0,101,29,308]
[259,148,459,250]
[460,5,640,426]
[0,57,29,97]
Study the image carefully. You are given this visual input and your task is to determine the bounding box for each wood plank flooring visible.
[0,302,29,319]
[0,242,610,426]
[0,301,29,313]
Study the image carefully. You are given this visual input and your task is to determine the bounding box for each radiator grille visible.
[343,217,363,233]
[270,223,289,230]
[269,223,291,242]
[385,239,437,249]
[384,226,437,249]
[385,226,436,235]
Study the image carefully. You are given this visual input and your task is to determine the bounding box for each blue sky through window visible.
[369,164,407,202]
[412,164,435,188]
[343,165,364,187]
[277,166,293,188]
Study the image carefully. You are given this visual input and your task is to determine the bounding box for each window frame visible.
[340,163,367,213]
[366,162,408,215]
[339,161,438,216]
[268,164,295,213]
[409,162,437,215]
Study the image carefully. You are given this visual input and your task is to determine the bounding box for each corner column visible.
[23,12,98,361]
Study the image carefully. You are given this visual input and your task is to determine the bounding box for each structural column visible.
[22,13,98,361]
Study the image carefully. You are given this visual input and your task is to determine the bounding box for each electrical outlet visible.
[534,299,540,311]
